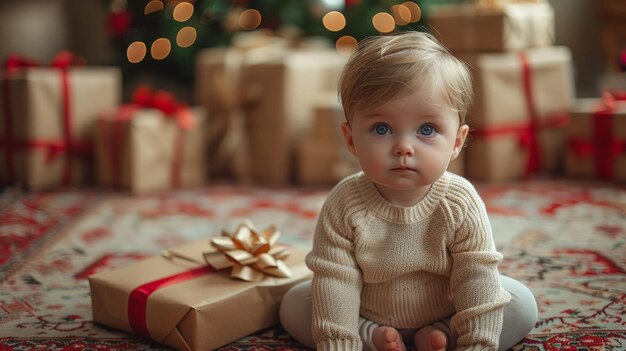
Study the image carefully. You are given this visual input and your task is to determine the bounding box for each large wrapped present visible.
[0,53,121,189]
[458,46,574,182]
[566,97,626,181]
[195,32,289,180]
[89,222,312,351]
[195,33,347,185]
[95,87,206,194]
[241,50,347,185]
[428,1,554,52]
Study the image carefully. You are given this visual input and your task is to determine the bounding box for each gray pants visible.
[279,275,537,351]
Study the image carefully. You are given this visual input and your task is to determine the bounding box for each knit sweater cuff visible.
[316,339,363,351]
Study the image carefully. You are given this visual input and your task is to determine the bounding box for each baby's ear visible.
[341,122,357,157]
[451,124,469,160]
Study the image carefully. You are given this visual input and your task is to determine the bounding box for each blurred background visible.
[0,0,616,99]
[1,0,625,192]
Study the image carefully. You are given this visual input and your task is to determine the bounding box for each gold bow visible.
[203,221,292,282]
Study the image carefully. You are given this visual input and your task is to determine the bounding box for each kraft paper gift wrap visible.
[95,107,206,194]
[0,66,121,189]
[566,98,626,181]
[89,236,312,351]
[428,2,554,52]
[241,50,347,185]
[195,38,347,185]
[457,46,574,182]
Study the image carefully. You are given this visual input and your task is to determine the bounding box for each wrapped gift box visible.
[458,46,574,182]
[89,234,312,351]
[95,107,206,194]
[565,98,626,181]
[428,2,554,52]
[195,37,347,185]
[241,50,347,185]
[1,65,121,189]
[195,34,289,180]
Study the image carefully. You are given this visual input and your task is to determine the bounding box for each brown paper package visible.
[95,108,207,194]
[0,67,121,189]
[89,239,312,351]
[457,47,574,182]
[429,2,554,52]
[565,98,626,181]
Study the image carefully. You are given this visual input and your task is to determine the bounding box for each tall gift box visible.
[566,98,626,181]
[458,46,574,182]
[1,54,121,189]
[95,104,206,194]
[239,49,347,185]
[195,34,289,180]
[428,1,554,52]
[89,223,312,351]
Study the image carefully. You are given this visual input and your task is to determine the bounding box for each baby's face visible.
[342,88,467,205]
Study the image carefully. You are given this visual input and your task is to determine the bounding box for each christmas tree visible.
[106,0,460,89]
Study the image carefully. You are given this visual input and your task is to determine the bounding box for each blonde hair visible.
[338,31,473,125]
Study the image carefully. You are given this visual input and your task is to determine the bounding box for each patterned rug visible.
[0,180,625,350]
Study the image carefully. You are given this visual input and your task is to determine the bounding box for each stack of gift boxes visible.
[429,0,576,181]
[0,36,343,350]
[1,33,353,192]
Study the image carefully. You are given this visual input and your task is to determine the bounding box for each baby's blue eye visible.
[419,124,436,136]
[374,124,390,135]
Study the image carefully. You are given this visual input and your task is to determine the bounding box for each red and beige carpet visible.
[1,180,625,350]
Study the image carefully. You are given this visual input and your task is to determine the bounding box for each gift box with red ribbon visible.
[428,1,554,52]
[88,221,312,351]
[457,46,574,182]
[566,96,626,181]
[0,52,121,189]
[95,86,206,194]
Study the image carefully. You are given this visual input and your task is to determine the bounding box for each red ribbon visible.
[2,51,87,185]
[128,265,216,339]
[568,99,626,179]
[470,53,568,178]
[104,86,194,189]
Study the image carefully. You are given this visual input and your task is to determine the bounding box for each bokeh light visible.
[173,2,194,22]
[127,41,147,63]
[322,11,346,32]
[372,12,395,33]
[144,0,163,15]
[239,9,262,30]
[391,4,411,26]
[336,36,358,56]
[402,1,422,23]
[176,26,197,47]
[151,38,171,60]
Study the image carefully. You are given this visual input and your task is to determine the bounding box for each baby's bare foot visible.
[372,326,406,351]
[414,325,447,351]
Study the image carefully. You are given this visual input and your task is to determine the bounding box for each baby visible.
[280,31,538,351]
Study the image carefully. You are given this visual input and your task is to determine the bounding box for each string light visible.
[402,1,421,23]
[127,41,147,63]
[372,12,395,33]
[239,9,262,30]
[144,0,163,15]
[151,38,171,60]
[336,36,358,56]
[322,11,346,32]
[176,26,197,47]
[391,4,411,26]
[173,2,194,22]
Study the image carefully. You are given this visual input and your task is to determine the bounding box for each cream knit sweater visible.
[306,171,512,351]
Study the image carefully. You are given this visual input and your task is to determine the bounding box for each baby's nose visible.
[393,138,415,156]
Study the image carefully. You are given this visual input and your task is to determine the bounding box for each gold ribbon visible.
[203,221,292,282]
